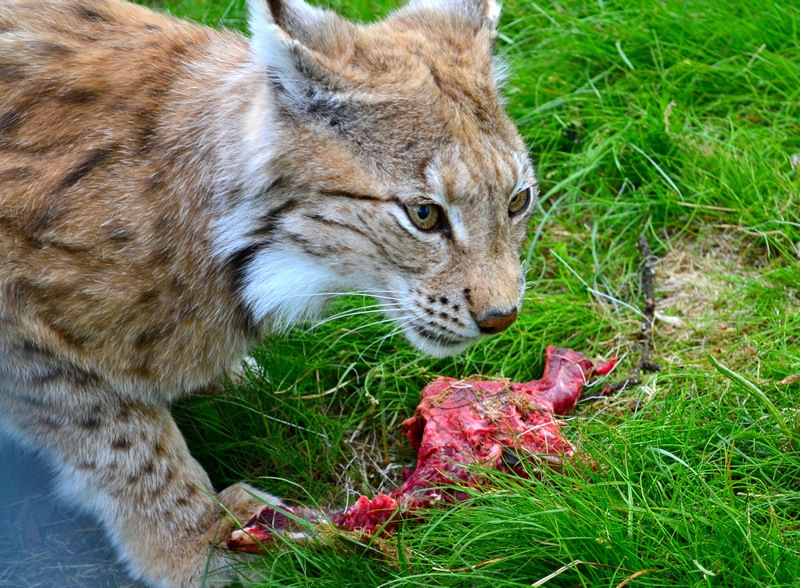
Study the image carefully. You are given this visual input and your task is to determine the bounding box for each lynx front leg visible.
[1,394,274,587]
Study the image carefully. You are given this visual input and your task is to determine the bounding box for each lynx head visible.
[231,0,536,357]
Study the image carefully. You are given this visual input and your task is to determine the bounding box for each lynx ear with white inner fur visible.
[405,0,501,29]
[247,0,354,115]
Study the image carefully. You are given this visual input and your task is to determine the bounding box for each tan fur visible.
[0,0,536,585]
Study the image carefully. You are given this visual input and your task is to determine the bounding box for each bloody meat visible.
[227,346,615,553]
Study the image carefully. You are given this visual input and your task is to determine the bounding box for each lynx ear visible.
[404,0,501,30]
[247,0,354,118]
[248,0,351,59]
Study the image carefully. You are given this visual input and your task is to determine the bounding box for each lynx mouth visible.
[405,325,477,358]
[374,295,478,358]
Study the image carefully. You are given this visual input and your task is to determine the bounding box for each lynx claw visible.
[226,505,329,553]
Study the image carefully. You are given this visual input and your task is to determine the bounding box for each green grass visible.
[142,0,800,585]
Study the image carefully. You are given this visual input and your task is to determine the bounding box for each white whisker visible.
[304,303,406,333]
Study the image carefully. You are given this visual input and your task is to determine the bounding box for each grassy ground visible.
[147,0,799,585]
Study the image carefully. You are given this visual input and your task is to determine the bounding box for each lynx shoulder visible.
[0,0,536,585]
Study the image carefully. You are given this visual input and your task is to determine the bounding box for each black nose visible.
[476,308,518,335]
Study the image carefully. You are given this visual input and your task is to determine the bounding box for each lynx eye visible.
[406,203,442,231]
[508,187,532,217]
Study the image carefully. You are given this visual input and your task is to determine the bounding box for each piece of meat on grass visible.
[227,346,615,550]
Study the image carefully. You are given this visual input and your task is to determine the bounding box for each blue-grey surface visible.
[0,440,141,587]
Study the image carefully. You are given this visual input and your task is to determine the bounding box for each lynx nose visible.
[476,308,519,335]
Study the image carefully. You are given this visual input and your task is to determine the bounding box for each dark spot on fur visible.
[0,63,25,80]
[169,276,186,294]
[285,233,323,257]
[112,437,132,451]
[302,91,354,132]
[59,88,99,105]
[167,42,190,61]
[185,483,198,496]
[59,148,112,191]
[463,288,472,303]
[19,339,49,355]
[132,108,158,153]
[38,416,61,430]
[35,41,74,55]
[49,323,90,348]
[176,483,198,507]
[440,296,449,305]
[0,108,22,135]
[30,202,70,232]
[116,403,132,421]
[76,459,97,470]
[153,440,167,458]
[134,324,175,349]
[0,167,34,181]
[29,366,69,384]
[147,172,165,194]
[148,246,175,266]
[143,460,156,475]
[74,33,100,43]
[133,360,153,379]
[108,226,133,242]
[155,213,172,234]
[150,469,176,498]
[137,289,160,305]
[76,5,107,21]
[19,395,46,408]
[144,23,160,31]
[80,415,101,430]
[452,304,460,312]
[28,235,92,255]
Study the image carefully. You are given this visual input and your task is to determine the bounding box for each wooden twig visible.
[604,377,640,395]
[595,235,661,399]
[635,235,661,375]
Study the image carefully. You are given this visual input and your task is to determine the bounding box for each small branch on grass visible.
[604,377,641,394]
[635,235,661,375]
[598,235,662,398]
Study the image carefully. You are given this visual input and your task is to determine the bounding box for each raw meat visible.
[227,347,615,552]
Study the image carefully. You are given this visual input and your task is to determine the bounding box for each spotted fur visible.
[0,0,536,585]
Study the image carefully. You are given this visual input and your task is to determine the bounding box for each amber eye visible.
[508,187,532,217]
[406,203,442,231]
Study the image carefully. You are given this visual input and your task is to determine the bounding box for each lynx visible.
[0,0,536,585]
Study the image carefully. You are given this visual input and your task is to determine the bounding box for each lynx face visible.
[226,0,537,357]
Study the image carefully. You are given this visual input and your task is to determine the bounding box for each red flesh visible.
[227,347,615,551]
